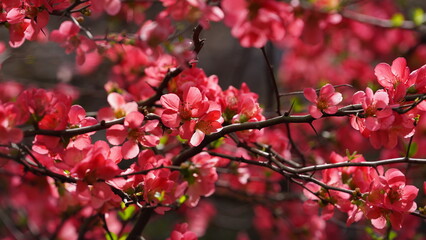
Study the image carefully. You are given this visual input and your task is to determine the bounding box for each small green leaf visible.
[154,191,165,202]
[290,97,304,113]
[388,231,398,240]
[178,195,187,204]
[118,234,128,240]
[406,142,418,158]
[105,232,118,240]
[413,8,425,26]
[176,135,188,144]
[391,13,405,27]
[159,136,169,145]
[118,205,136,221]
[209,137,224,149]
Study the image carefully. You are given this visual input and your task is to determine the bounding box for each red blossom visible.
[167,223,198,240]
[98,92,139,121]
[161,87,222,146]
[374,57,412,102]
[365,168,418,230]
[50,21,96,65]
[222,0,292,48]
[303,83,342,118]
[107,111,160,159]
[180,153,218,207]
[0,103,26,144]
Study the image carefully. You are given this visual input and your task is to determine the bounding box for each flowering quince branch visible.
[172,93,425,164]
[3,1,426,239]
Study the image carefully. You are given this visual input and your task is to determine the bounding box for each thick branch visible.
[126,208,154,240]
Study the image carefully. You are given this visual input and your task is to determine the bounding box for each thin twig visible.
[261,46,281,115]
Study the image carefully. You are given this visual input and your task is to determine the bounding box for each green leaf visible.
[154,191,165,202]
[391,13,405,27]
[290,97,304,113]
[118,234,128,240]
[388,231,398,240]
[105,232,118,240]
[405,142,418,158]
[159,136,169,145]
[178,195,187,204]
[209,137,224,149]
[118,205,136,221]
[413,8,424,26]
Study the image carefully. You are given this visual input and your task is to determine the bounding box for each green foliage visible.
[365,226,398,240]
[412,8,425,26]
[105,232,118,240]
[209,137,225,149]
[118,204,136,221]
[290,97,305,113]
[391,13,405,27]
[405,142,418,158]
[105,232,128,240]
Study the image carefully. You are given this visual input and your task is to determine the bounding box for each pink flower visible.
[303,168,352,219]
[97,92,138,121]
[351,87,393,132]
[365,168,418,230]
[91,0,122,16]
[222,0,292,48]
[303,84,342,118]
[186,201,216,237]
[143,168,186,214]
[50,21,96,65]
[350,87,415,149]
[107,111,160,159]
[69,141,122,183]
[160,0,223,28]
[8,20,33,48]
[167,223,197,240]
[374,57,412,102]
[0,103,25,144]
[182,153,218,207]
[0,81,23,103]
[67,105,98,149]
[406,64,426,111]
[17,88,72,130]
[179,110,223,147]
[76,181,121,211]
[161,87,222,146]
[220,83,265,141]
[138,16,174,48]
[6,8,25,24]
[161,86,208,127]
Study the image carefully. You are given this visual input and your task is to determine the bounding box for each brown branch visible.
[24,117,124,138]
[279,84,353,97]
[341,10,420,30]
[114,165,181,178]
[261,46,281,116]
[126,208,154,240]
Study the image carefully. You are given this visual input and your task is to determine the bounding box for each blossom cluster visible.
[304,153,418,230]
[1,0,426,239]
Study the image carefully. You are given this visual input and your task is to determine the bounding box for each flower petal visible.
[122,140,139,159]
